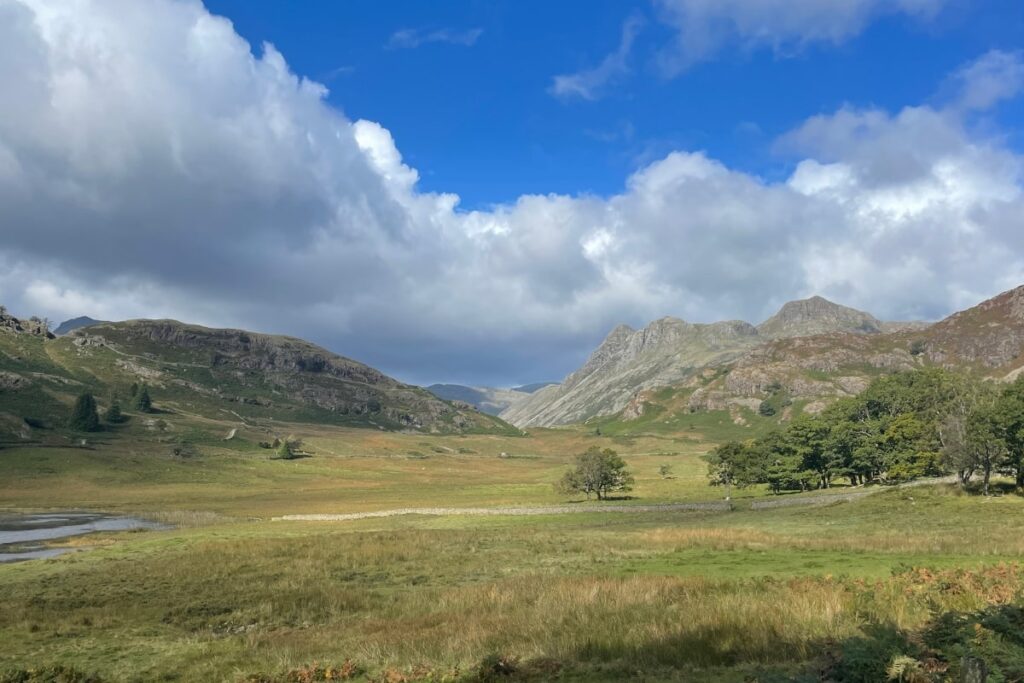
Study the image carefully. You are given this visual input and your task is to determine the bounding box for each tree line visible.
[705,368,1024,496]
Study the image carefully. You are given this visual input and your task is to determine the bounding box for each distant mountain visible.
[426,384,534,415]
[0,315,517,435]
[501,295,933,428]
[53,316,109,336]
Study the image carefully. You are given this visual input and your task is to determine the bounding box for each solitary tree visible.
[134,385,152,413]
[69,393,101,432]
[557,447,633,500]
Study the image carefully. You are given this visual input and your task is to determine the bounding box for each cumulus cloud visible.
[386,26,483,49]
[0,1,1022,386]
[550,16,643,102]
[653,0,945,74]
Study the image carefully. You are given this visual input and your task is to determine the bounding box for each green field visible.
[3,411,1024,682]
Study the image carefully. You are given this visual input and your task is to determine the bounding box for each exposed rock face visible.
[687,333,916,411]
[500,317,760,427]
[922,285,1024,370]
[0,308,54,339]
[0,371,29,390]
[757,296,883,338]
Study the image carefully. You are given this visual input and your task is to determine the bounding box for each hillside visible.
[617,285,1024,429]
[0,314,517,437]
[502,296,919,427]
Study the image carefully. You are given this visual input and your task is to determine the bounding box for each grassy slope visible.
[0,325,519,438]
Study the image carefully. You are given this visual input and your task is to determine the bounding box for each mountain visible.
[426,384,532,415]
[757,296,882,338]
[54,316,109,336]
[501,295,932,428]
[500,317,761,427]
[0,314,517,436]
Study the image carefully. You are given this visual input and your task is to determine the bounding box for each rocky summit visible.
[504,287,1024,429]
[501,295,938,427]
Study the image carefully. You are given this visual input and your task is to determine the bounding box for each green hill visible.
[0,312,518,439]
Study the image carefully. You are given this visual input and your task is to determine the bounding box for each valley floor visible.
[2,421,1024,681]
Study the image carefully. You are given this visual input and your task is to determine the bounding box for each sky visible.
[0,0,1022,387]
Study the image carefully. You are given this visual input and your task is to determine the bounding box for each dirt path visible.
[273,477,958,523]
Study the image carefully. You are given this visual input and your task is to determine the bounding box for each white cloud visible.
[945,49,1024,111]
[550,16,643,102]
[387,27,483,50]
[653,0,945,74]
[0,0,1022,385]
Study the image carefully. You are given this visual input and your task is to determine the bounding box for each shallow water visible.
[0,512,165,563]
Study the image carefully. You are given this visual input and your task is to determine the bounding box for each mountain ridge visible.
[501,294,933,427]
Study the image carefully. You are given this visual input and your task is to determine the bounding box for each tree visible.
[68,393,100,432]
[704,440,761,496]
[658,464,673,479]
[940,413,975,488]
[134,385,152,413]
[105,400,125,424]
[557,447,634,500]
[966,405,1007,496]
[992,377,1024,488]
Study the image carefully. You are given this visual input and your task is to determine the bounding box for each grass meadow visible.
[3,415,1024,681]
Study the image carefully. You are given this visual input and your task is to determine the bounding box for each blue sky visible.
[206,0,1024,209]
[2,0,1024,387]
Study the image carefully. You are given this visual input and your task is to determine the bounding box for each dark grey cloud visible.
[0,0,1022,387]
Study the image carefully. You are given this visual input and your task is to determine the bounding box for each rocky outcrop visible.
[0,308,54,339]
[922,285,1024,370]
